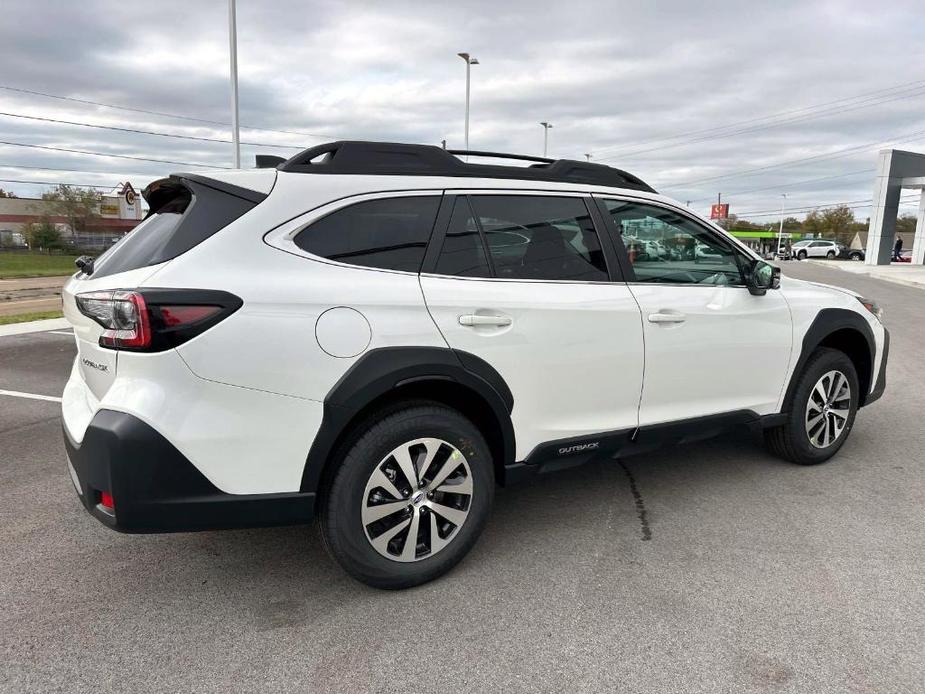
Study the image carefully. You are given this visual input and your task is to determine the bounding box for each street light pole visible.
[228,0,241,168]
[457,53,479,152]
[540,122,553,157]
[584,153,592,162]
[777,193,787,257]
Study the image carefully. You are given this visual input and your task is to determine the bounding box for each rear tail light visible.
[75,290,151,348]
[76,289,242,352]
[99,491,115,510]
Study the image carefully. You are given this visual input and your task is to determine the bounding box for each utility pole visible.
[457,53,479,153]
[777,193,787,257]
[540,122,553,157]
[228,0,241,168]
[584,153,592,162]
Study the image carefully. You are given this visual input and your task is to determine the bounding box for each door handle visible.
[458,314,512,327]
[648,311,686,324]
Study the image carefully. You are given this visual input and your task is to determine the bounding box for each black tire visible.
[849,252,862,261]
[320,403,494,589]
[797,250,807,260]
[765,348,859,465]
[826,250,836,259]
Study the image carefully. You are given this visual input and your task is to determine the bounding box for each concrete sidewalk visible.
[0,317,70,337]
[804,259,925,289]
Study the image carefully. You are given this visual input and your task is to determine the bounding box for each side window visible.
[467,195,608,281]
[602,199,745,285]
[433,197,491,277]
[293,196,441,272]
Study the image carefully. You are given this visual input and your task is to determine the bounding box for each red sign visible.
[710,203,729,220]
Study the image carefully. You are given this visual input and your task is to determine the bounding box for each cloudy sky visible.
[2,0,924,222]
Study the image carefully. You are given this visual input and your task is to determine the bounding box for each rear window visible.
[293,196,441,272]
[90,179,258,279]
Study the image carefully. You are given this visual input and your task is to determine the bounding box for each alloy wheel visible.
[361,438,473,562]
[804,370,851,448]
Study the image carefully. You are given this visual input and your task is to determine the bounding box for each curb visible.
[0,318,71,337]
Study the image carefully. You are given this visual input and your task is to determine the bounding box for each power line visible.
[0,84,341,141]
[0,111,304,150]
[596,85,925,162]
[733,193,920,218]
[590,78,925,157]
[0,178,114,189]
[681,169,876,204]
[666,126,925,188]
[0,163,151,176]
[0,140,230,169]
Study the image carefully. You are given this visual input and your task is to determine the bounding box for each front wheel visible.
[797,250,807,260]
[765,348,859,465]
[849,252,862,261]
[320,403,494,589]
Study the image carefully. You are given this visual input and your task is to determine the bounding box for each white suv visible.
[61,142,888,588]
[791,238,840,260]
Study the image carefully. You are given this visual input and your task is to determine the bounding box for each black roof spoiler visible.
[272,140,656,193]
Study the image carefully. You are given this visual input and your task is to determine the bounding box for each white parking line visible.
[0,389,62,403]
[47,331,74,336]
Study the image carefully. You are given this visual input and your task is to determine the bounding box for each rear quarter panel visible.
[145,175,448,401]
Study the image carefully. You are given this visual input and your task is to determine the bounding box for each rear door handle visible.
[648,311,686,324]
[458,314,512,327]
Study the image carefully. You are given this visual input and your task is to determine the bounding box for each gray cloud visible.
[2,0,924,220]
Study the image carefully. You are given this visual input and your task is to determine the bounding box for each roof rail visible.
[275,141,656,193]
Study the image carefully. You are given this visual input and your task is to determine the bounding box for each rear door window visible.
[294,196,441,273]
[433,197,491,277]
[465,195,608,281]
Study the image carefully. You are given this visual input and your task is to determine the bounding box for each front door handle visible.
[648,311,686,324]
[459,314,512,327]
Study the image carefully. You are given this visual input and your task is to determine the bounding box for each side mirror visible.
[747,260,780,296]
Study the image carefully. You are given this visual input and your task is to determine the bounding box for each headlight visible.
[857,297,883,322]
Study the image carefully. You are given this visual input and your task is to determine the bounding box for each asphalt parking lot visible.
[1,263,922,693]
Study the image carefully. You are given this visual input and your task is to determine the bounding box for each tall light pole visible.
[777,193,787,257]
[540,122,553,157]
[457,53,479,152]
[228,0,241,168]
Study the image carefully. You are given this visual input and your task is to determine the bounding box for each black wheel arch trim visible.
[784,308,880,410]
[300,347,515,493]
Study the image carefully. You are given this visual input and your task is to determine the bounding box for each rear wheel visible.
[765,348,859,465]
[320,403,494,589]
[826,250,836,259]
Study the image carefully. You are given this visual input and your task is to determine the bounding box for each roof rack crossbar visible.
[276,141,656,193]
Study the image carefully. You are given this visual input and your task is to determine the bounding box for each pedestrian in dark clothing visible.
[893,237,903,261]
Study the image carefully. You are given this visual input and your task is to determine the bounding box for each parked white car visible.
[792,238,840,260]
[61,141,889,588]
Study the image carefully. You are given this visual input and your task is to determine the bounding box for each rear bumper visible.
[64,409,315,533]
